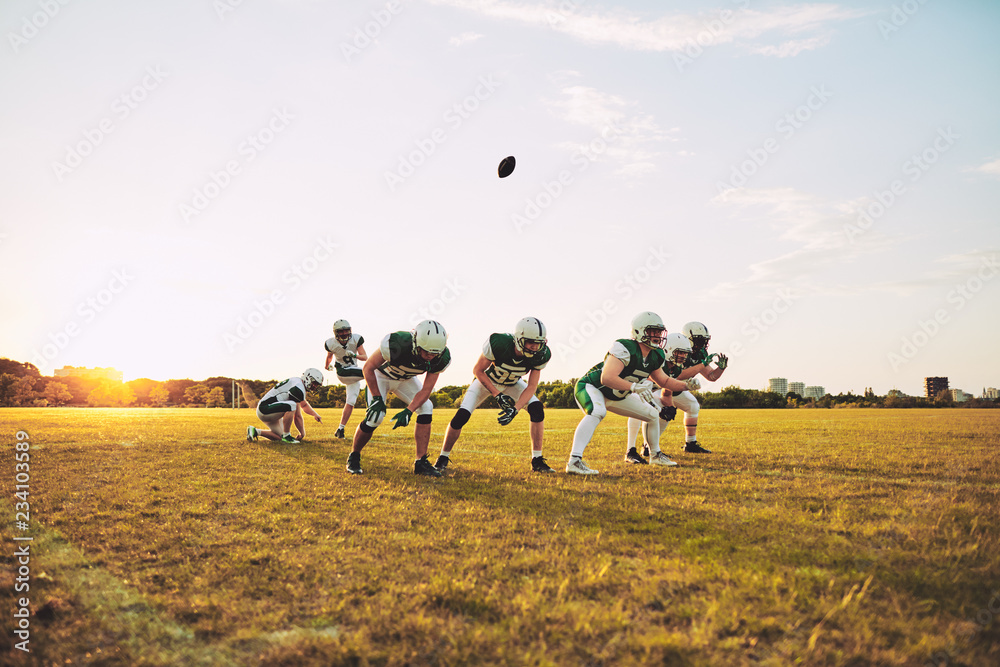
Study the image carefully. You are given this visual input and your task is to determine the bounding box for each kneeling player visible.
[346,320,450,477]
[436,316,553,473]
[567,312,693,475]
[324,319,368,439]
[246,368,324,444]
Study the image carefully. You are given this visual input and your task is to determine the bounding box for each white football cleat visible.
[566,456,599,475]
[649,451,678,467]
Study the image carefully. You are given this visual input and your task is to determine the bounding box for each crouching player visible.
[435,317,553,474]
[246,368,324,444]
[323,319,368,439]
[567,312,693,475]
[346,320,450,477]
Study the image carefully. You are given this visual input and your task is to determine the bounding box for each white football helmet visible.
[412,320,447,357]
[631,311,666,348]
[513,316,547,358]
[664,332,693,367]
[301,368,324,391]
[333,319,352,345]
[682,321,710,351]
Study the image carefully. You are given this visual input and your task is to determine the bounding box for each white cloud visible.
[424,1,869,55]
[745,33,832,57]
[448,31,484,47]
[966,157,1000,178]
[544,84,676,176]
[703,187,906,299]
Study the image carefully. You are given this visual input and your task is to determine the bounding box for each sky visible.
[1,0,998,397]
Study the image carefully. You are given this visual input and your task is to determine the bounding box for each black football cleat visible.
[531,456,554,473]
[346,452,363,474]
[625,447,649,464]
[683,441,711,453]
[415,455,442,477]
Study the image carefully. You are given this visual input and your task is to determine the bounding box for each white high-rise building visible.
[788,381,805,395]
[804,386,826,399]
[768,378,788,395]
[984,387,999,399]
[951,389,972,402]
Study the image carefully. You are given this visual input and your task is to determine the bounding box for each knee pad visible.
[526,402,544,423]
[449,409,471,429]
[416,414,433,425]
[359,422,376,434]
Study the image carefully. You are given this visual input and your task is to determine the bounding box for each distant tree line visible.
[1,358,996,409]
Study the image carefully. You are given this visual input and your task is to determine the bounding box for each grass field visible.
[2,407,999,666]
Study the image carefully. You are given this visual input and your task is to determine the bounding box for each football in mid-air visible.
[498,155,516,178]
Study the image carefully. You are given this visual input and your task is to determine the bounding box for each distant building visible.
[768,378,788,395]
[984,387,999,400]
[924,377,949,399]
[950,389,972,403]
[54,366,123,383]
[788,381,805,395]
[804,386,826,399]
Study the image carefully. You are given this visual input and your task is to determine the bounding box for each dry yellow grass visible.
[1,407,998,665]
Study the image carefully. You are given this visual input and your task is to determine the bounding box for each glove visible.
[365,396,386,425]
[496,394,516,411]
[630,380,655,404]
[716,354,728,370]
[390,408,412,429]
[498,405,518,426]
[659,405,677,422]
[702,353,717,367]
[685,377,701,392]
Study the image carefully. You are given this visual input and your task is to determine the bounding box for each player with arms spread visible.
[643,322,729,455]
[246,368,324,444]
[346,320,451,477]
[323,319,368,439]
[567,312,694,475]
[435,317,553,473]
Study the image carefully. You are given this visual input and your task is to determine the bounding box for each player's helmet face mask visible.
[333,319,352,345]
[682,321,710,351]
[631,312,666,348]
[513,317,547,358]
[413,320,447,360]
[301,368,324,391]
[664,333,692,366]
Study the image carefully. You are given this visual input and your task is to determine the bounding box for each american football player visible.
[246,368,324,444]
[346,320,451,477]
[323,319,368,439]
[435,317,553,473]
[567,312,695,475]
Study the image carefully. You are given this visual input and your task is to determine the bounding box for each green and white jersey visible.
[260,377,306,405]
[579,339,666,401]
[324,333,365,377]
[377,331,451,381]
[482,333,550,386]
[683,347,710,369]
